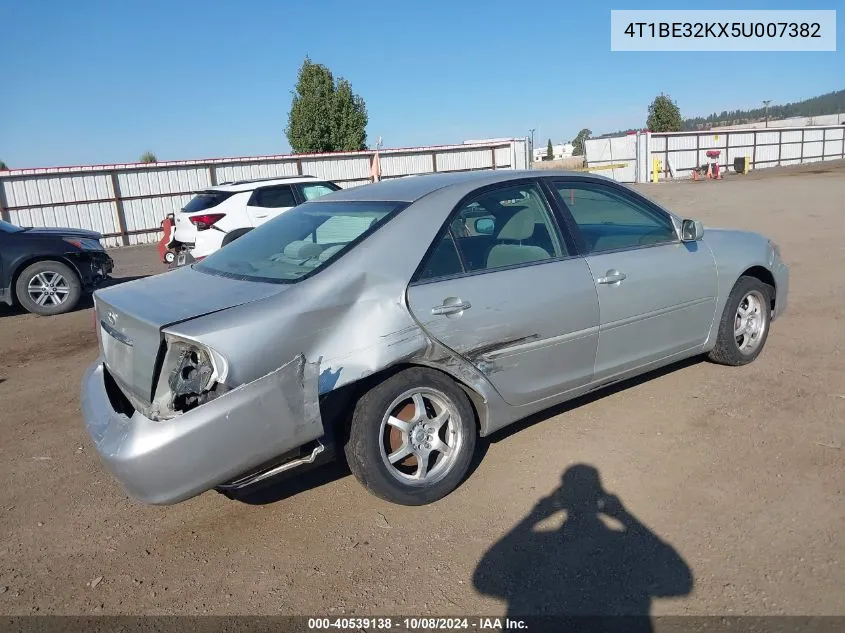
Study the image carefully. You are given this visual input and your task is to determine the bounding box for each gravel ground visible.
[0,162,843,618]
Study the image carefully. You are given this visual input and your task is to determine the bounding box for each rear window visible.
[0,219,23,233]
[183,191,235,213]
[196,200,405,283]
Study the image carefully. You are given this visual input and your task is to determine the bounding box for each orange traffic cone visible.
[706,163,713,179]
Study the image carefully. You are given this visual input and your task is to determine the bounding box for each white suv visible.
[171,175,340,264]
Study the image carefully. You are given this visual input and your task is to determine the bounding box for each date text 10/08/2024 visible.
[307,617,528,630]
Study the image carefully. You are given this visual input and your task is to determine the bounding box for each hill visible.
[594,89,845,137]
[682,89,845,130]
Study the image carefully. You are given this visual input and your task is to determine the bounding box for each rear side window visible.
[415,183,565,281]
[183,191,235,212]
[249,186,296,208]
[300,182,340,201]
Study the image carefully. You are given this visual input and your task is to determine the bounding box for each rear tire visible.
[708,275,773,366]
[344,367,477,505]
[15,260,82,316]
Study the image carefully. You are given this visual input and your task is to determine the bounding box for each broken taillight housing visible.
[149,334,229,419]
[189,213,225,231]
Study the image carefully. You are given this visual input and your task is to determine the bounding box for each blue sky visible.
[0,0,841,168]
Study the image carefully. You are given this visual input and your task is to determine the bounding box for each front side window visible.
[196,200,404,283]
[551,182,677,253]
[300,182,340,201]
[416,183,565,281]
[249,185,296,209]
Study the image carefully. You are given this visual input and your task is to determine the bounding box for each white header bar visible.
[611,10,836,51]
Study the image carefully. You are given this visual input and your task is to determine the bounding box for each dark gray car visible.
[81,170,789,506]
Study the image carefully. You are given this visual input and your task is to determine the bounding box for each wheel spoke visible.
[36,273,50,286]
[734,322,746,337]
[429,436,452,457]
[411,393,427,422]
[413,451,429,480]
[53,286,70,295]
[387,442,413,464]
[428,408,450,432]
[35,292,49,306]
[386,415,410,433]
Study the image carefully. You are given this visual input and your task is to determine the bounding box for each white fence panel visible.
[214,161,299,184]
[0,139,528,245]
[586,125,845,181]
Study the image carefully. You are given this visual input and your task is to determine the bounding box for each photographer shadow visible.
[473,464,693,632]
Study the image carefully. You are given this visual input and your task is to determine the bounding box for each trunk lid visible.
[94,265,286,408]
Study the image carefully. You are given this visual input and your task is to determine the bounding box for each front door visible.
[547,179,718,381]
[406,181,600,407]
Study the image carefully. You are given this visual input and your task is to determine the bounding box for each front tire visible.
[344,367,477,505]
[708,275,773,366]
[15,260,82,316]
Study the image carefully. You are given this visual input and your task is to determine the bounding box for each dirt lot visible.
[1,162,843,618]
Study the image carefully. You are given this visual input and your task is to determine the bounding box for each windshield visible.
[0,219,23,233]
[183,190,235,213]
[196,200,406,283]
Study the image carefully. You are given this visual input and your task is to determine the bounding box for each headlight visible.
[64,237,104,251]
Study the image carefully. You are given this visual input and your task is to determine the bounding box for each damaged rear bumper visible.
[81,355,323,505]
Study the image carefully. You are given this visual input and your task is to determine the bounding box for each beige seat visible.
[486,207,551,269]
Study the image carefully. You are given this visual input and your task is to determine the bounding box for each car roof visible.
[207,175,327,193]
[318,169,600,202]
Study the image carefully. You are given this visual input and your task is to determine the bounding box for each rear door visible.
[406,180,600,407]
[246,185,297,227]
[546,178,718,381]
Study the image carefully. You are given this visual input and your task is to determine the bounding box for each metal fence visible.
[585,126,845,183]
[0,139,529,248]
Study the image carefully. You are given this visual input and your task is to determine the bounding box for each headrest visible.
[496,207,536,241]
[318,244,346,262]
[283,240,324,260]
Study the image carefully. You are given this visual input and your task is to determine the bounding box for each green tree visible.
[546,139,554,160]
[571,128,592,156]
[0,159,7,171]
[647,94,682,132]
[139,152,157,163]
[286,57,368,153]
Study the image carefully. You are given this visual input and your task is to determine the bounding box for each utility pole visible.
[763,100,772,128]
[529,128,535,162]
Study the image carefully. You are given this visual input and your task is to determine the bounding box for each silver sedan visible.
[81,170,788,506]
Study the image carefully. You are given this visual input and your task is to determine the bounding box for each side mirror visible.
[475,217,495,235]
[681,219,704,242]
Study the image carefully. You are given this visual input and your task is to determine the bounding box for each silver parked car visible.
[82,170,789,506]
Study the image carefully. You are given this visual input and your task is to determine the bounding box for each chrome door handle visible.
[431,301,472,316]
[597,270,627,284]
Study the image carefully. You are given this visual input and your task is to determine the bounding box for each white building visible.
[533,142,575,162]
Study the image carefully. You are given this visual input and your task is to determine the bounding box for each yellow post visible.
[744,155,750,174]
[652,157,659,183]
